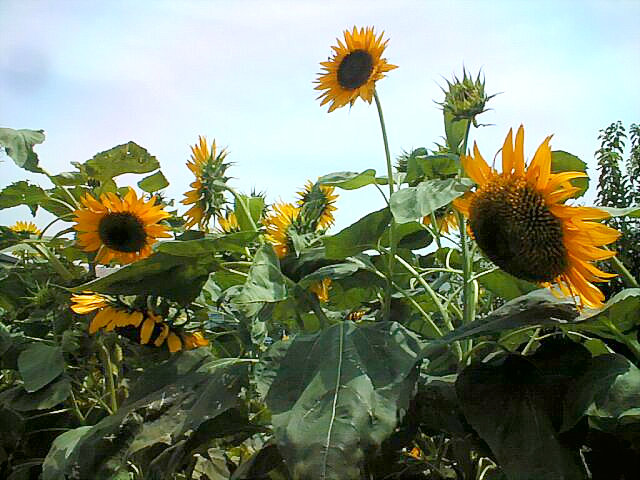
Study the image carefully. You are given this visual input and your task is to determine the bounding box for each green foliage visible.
[0,127,45,173]
[323,207,391,259]
[551,150,589,199]
[390,178,472,224]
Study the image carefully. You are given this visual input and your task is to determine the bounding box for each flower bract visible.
[297,180,338,230]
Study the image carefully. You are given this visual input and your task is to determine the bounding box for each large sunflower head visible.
[73,187,171,265]
[263,202,300,258]
[315,26,397,112]
[297,180,339,230]
[181,136,231,230]
[453,126,620,308]
[10,221,41,235]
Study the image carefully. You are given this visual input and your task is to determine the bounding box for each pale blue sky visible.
[1,0,639,232]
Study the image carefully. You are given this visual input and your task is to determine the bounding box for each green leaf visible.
[390,178,472,224]
[156,233,258,256]
[297,260,362,288]
[438,289,578,345]
[231,442,285,480]
[48,170,88,186]
[550,151,589,199]
[83,141,160,181]
[562,354,640,433]
[42,427,93,480]
[234,194,265,231]
[137,170,169,192]
[575,288,640,337]
[234,246,289,304]
[478,270,538,301]
[406,152,460,183]
[0,181,48,215]
[381,220,433,251]
[18,343,65,392]
[456,355,587,480]
[318,169,377,190]
[323,207,392,259]
[443,111,469,155]
[0,127,45,173]
[265,321,422,480]
[41,350,250,480]
[0,376,71,411]
[597,206,640,218]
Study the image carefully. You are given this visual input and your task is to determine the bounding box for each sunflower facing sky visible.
[315,26,397,112]
[263,202,300,258]
[10,221,41,235]
[453,126,620,308]
[297,180,338,230]
[73,187,171,265]
[182,136,231,230]
[70,293,209,353]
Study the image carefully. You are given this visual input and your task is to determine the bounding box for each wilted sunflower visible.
[453,126,620,308]
[73,187,171,265]
[310,277,332,302]
[315,26,397,112]
[10,221,41,235]
[297,180,338,230]
[182,136,231,230]
[263,202,300,258]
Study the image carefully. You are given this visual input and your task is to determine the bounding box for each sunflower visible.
[297,180,339,229]
[309,277,332,303]
[70,293,143,333]
[73,187,171,265]
[217,211,240,233]
[315,26,397,112]
[182,136,230,230]
[10,221,41,235]
[71,293,208,353]
[263,202,300,258]
[422,207,458,235]
[453,126,620,308]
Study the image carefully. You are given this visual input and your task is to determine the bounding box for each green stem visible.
[604,319,640,361]
[68,390,86,424]
[429,211,442,249]
[521,327,541,355]
[374,89,396,321]
[98,341,118,414]
[31,243,74,282]
[610,254,639,288]
[226,186,259,233]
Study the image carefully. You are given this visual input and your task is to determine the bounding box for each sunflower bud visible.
[439,69,494,126]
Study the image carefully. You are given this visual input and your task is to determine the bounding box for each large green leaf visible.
[265,321,422,480]
[83,141,159,181]
[405,152,460,184]
[318,169,377,190]
[234,246,289,304]
[0,376,71,411]
[42,350,250,480]
[0,181,48,215]
[323,207,392,259]
[17,343,65,392]
[137,170,169,192]
[550,151,589,199]
[574,288,640,337]
[42,426,93,480]
[562,354,640,433]
[443,111,469,155]
[437,289,578,345]
[234,194,265,231]
[390,178,472,224]
[478,270,538,301]
[456,355,586,480]
[0,127,45,173]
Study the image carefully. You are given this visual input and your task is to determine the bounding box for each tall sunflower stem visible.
[374,89,396,321]
[610,254,640,288]
[98,340,119,414]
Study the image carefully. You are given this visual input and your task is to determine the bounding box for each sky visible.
[1,0,639,233]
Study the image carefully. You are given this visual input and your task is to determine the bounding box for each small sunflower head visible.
[263,202,300,258]
[10,221,41,236]
[181,136,232,230]
[297,180,339,230]
[310,278,332,303]
[315,26,397,112]
[216,210,240,234]
[439,69,494,126]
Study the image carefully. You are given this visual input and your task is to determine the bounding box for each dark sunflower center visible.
[469,177,568,283]
[337,50,374,89]
[98,212,147,253]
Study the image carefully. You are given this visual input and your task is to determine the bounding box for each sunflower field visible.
[1,26,640,480]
